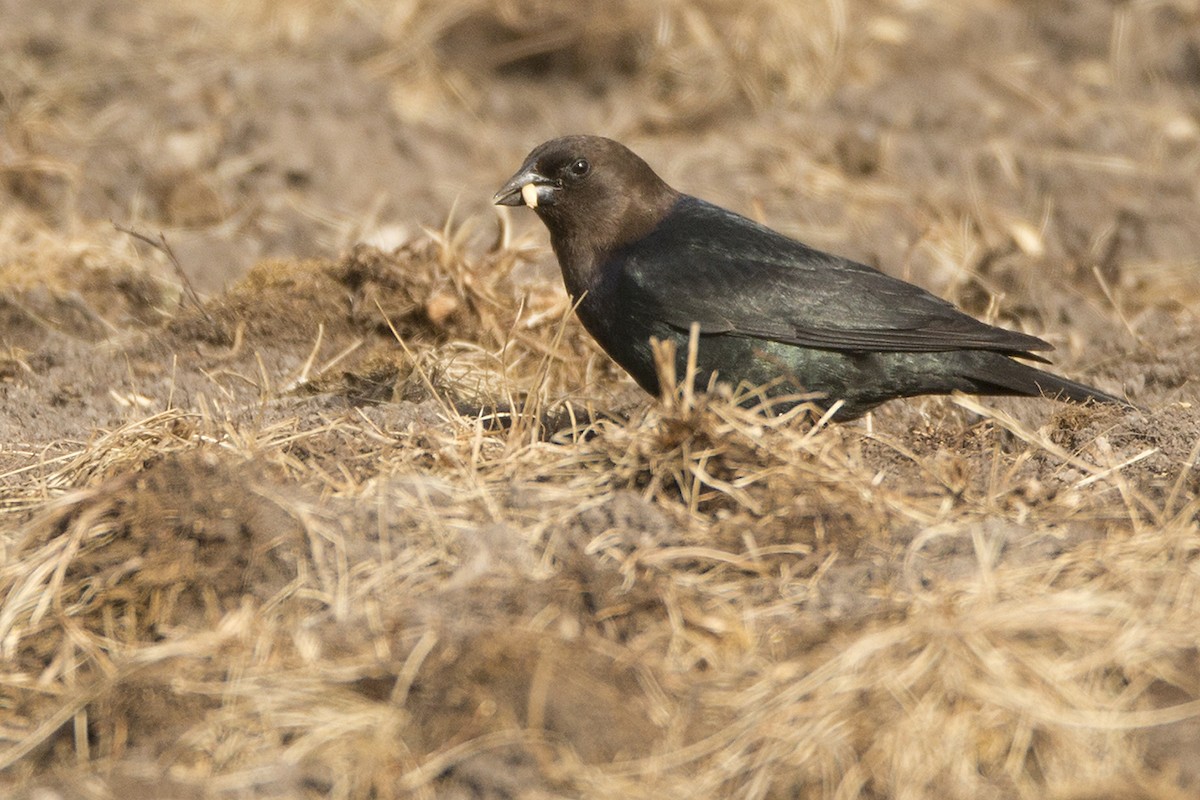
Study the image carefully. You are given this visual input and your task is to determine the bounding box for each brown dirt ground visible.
[1,0,1199,798]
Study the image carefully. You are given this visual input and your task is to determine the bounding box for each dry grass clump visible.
[1,220,1197,795]
[147,218,599,417]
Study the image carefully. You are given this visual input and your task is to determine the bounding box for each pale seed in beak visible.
[521,183,539,209]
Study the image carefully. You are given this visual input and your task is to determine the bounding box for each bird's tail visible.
[966,355,1134,409]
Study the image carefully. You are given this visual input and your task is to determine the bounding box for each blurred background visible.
[2,0,1198,325]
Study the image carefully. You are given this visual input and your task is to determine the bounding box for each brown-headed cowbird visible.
[493,135,1129,420]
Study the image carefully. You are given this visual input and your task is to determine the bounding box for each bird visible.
[493,135,1129,421]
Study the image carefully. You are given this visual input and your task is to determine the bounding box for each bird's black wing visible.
[618,197,1052,359]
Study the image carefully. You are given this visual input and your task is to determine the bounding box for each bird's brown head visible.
[493,136,680,288]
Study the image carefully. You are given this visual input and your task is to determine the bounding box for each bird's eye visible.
[568,158,590,178]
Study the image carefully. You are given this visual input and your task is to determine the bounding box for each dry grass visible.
[2,0,1200,797]
[0,218,1197,797]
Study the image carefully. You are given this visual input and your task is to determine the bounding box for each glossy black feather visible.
[615,196,1053,360]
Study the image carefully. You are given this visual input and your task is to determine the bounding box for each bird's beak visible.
[493,168,558,209]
